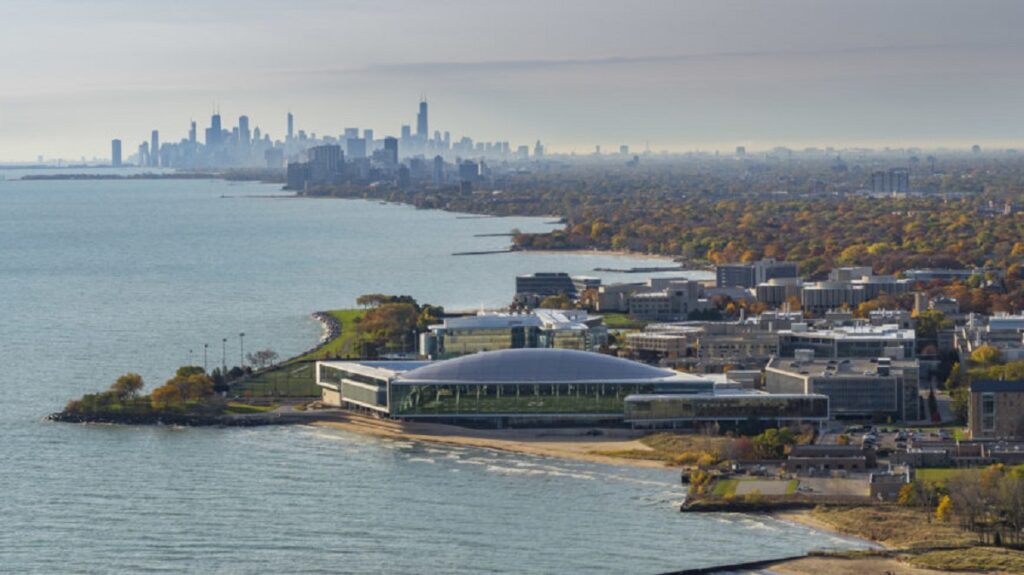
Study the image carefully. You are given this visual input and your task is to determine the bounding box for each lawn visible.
[295,309,366,361]
[915,467,979,486]
[232,361,319,398]
[230,308,366,399]
[712,479,739,497]
[601,312,649,330]
[224,402,279,414]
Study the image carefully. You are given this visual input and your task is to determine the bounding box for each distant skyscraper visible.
[416,100,428,139]
[189,121,197,144]
[287,112,294,141]
[206,114,223,147]
[401,124,412,141]
[363,129,374,143]
[344,128,359,140]
[619,145,629,155]
[432,155,444,184]
[384,137,399,164]
[346,138,367,160]
[111,139,122,167]
[534,140,545,158]
[238,116,251,146]
[138,141,149,167]
[150,130,159,167]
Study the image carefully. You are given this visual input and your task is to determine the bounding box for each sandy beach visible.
[310,412,669,469]
[310,412,965,574]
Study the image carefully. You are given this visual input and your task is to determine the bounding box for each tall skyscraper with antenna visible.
[287,112,294,141]
[416,100,428,140]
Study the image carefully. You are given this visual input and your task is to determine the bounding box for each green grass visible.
[712,479,739,497]
[230,308,366,399]
[915,467,979,486]
[295,309,366,361]
[785,479,799,495]
[601,312,649,330]
[232,362,319,398]
[224,402,278,414]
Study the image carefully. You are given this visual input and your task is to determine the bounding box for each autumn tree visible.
[109,373,144,401]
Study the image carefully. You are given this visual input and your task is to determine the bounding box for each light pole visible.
[203,343,209,373]
[222,338,227,374]
[239,332,245,368]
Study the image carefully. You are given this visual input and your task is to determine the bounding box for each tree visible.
[175,366,206,378]
[109,373,144,401]
[246,349,279,370]
[915,310,952,340]
[538,294,573,310]
[936,495,954,523]
[971,345,1003,366]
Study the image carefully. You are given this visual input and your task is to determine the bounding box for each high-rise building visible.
[346,138,367,160]
[137,141,149,167]
[111,139,122,167]
[363,129,374,144]
[416,100,428,139]
[534,140,545,158]
[871,168,911,195]
[189,121,197,144]
[432,155,444,184]
[401,124,412,141]
[287,112,294,141]
[238,116,251,146]
[206,114,223,147]
[150,130,160,167]
[384,137,399,165]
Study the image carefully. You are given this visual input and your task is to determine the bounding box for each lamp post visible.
[239,332,245,369]
[203,343,209,373]
[222,338,227,374]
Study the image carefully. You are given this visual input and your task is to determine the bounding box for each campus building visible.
[778,324,916,359]
[317,349,713,425]
[419,309,607,358]
[316,348,828,427]
[623,390,828,429]
[765,353,920,421]
[969,380,1024,440]
[716,258,799,289]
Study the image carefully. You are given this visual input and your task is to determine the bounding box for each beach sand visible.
[310,412,668,469]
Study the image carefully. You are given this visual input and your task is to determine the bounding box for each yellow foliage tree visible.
[936,495,953,523]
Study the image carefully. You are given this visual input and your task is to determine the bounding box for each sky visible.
[2,0,1024,161]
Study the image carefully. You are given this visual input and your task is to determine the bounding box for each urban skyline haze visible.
[2,0,1024,161]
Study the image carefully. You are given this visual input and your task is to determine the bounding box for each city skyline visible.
[3,0,1024,161]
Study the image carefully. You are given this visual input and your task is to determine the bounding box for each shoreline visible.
[308,412,671,469]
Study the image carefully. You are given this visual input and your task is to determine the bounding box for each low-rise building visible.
[716,258,799,289]
[778,324,916,359]
[784,445,876,475]
[969,380,1024,440]
[765,354,920,421]
[420,309,607,358]
[624,388,829,430]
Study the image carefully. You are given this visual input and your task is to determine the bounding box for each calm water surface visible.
[0,177,862,574]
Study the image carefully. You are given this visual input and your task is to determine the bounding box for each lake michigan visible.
[0,176,865,574]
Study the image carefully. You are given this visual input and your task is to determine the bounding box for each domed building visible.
[317,348,712,424]
[317,348,829,428]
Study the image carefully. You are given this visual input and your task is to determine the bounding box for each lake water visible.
[0,177,863,574]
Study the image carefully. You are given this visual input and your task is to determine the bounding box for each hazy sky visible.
[2,0,1024,161]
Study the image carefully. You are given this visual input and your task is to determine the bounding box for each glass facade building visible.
[624,393,829,428]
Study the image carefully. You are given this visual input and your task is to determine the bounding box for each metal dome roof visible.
[396,348,685,384]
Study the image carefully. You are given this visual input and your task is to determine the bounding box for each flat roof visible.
[319,360,430,380]
[971,380,1024,393]
[767,356,918,377]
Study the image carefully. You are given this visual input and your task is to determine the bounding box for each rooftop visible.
[767,355,918,377]
[396,348,705,385]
